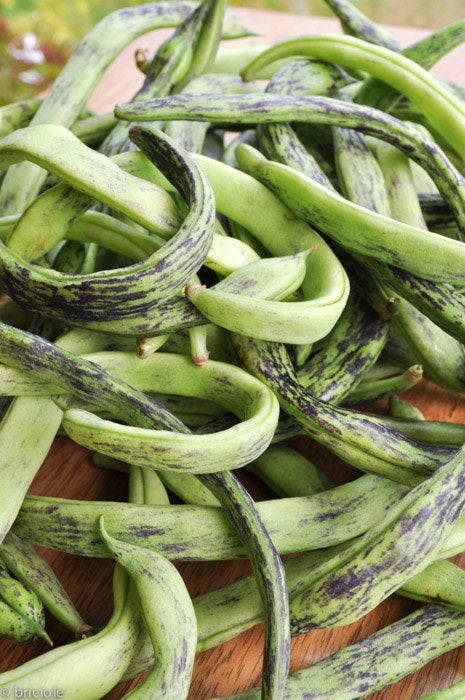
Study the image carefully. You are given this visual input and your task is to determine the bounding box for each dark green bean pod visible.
[257,59,342,190]
[0,323,187,432]
[333,125,391,215]
[0,559,50,644]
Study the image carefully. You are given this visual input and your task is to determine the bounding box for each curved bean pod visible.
[355,19,465,112]
[115,93,465,234]
[191,153,351,341]
[0,0,250,213]
[186,250,333,343]
[239,34,465,161]
[0,126,215,331]
[0,565,141,698]
[232,334,455,485]
[296,292,390,403]
[61,351,278,474]
[235,144,465,285]
[100,519,197,699]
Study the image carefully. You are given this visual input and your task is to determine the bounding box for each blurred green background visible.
[1,0,463,105]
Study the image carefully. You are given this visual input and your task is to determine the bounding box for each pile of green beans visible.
[1,0,465,697]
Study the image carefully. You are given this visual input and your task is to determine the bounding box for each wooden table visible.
[2,6,465,699]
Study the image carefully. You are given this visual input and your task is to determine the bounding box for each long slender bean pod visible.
[0,531,91,638]
[234,143,465,284]
[231,334,453,485]
[218,605,465,699]
[239,34,465,162]
[0,0,250,213]
[100,519,197,699]
[115,92,465,236]
[12,475,410,560]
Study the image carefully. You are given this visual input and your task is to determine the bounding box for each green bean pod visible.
[218,604,465,699]
[388,394,425,420]
[114,93,465,235]
[0,560,50,644]
[13,475,410,560]
[323,0,399,49]
[248,443,332,498]
[0,599,47,644]
[355,19,465,112]
[343,364,423,405]
[0,0,250,213]
[296,292,390,403]
[392,295,465,397]
[333,126,391,215]
[234,143,465,285]
[239,34,465,162]
[0,99,42,139]
[191,154,351,341]
[99,519,197,699]
[0,126,215,332]
[185,250,336,343]
[100,0,228,156]
[231,334,454,485]
[0,564,141,698]
[0,531,91,638]
[370,261,465,343]
[62,351,278,473]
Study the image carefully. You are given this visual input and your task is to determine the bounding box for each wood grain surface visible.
[2,6,465,699]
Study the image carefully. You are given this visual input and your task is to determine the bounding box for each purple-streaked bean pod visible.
[217,604,465,700]
[231,334,454,485]
[234,143,465,285]
[0,0,251,214]
[0,531,91,639]
[13,473,408,560]
[0,125,215,332]
[99,518,197,699]
[114,92,465,235]
[240,34,465,163]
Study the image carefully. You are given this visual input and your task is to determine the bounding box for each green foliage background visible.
[1,0,463,105]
